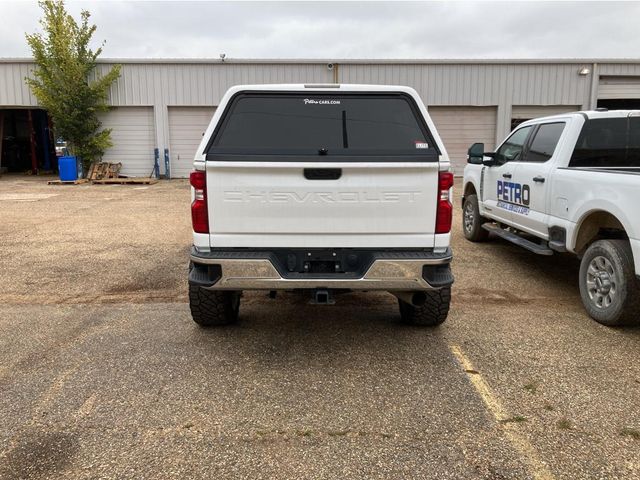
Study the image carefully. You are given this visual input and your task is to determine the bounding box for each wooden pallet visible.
[92,177,158,185]
[88,162,122,180]
[47,179,89,185]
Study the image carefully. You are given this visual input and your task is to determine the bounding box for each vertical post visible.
[28,109,38,175]
[153,148,160,178]
[0,111,4,172]
[40,111,51,171]
[589,63,599,110]
[164,148,170,179]
[47,114,56,172]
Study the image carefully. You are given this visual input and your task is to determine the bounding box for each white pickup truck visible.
[462,109,640,326]
[188,84,454,327]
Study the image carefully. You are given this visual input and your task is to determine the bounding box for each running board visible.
[482,224,554,256]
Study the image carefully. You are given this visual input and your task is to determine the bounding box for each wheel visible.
[579,240,640,326]
[462,194,489,242]
[189,285,241,327]
[398,287,451,326]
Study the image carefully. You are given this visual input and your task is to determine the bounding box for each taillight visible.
[435,171,454,234]
[190,171,209,233]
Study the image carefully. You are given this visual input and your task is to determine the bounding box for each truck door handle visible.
[304,168,342,180]
[533,176,545,183]
[502,173,512,179]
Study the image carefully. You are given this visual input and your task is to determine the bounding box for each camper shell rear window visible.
[205,92,439,159]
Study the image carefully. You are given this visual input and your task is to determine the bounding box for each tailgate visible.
[200,89,444,248]
[206,161,439,248]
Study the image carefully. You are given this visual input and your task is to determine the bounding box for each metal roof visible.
[1,57,640,65]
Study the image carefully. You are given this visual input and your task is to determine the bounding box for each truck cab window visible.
[525,122,565,163]
[495,126,532,164]
[570,118,628,167]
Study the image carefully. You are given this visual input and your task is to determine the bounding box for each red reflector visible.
[435,171,453,234]
[435,201,453,234]
[190,170,208,233]
[191,200,209,233]
[190,171,206,190]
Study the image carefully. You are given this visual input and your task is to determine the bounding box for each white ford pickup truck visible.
[188,84,454,327]
[462,109,640,326]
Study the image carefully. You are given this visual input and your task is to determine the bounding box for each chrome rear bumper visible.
[190,248,452,291]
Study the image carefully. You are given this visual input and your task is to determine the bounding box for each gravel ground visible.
[0,175,639,479]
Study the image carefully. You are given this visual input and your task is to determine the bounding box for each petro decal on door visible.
[496,180,530,215]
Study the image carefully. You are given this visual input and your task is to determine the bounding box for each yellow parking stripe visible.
[450,345,556,480]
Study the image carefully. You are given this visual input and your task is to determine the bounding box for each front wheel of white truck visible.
[462,194,489,242]
[579,239,640,327]
[398,287,451,326]
[189,286,241,327]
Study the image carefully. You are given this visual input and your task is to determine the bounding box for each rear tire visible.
[579,239,640,327]
[189,286,241,327]
[462,194,489,242]
[398,287,451,326]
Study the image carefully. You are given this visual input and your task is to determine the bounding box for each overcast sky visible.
[1,1,639,60]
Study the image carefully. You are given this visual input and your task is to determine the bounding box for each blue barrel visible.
[58,156,78,181]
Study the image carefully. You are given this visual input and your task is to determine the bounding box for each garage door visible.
[168,107,216,178]
[512,105,580,129]
[598,76,640,99]
[428,106,497,175]
[99,107,155,177]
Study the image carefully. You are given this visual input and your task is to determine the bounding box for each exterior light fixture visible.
[578,67,590,76]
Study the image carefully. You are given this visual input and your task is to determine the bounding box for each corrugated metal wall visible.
[339,63,589,106]
[0,63,39,106]
[4,60,639,109]
[1,59,639,175]
[95,62,333,106]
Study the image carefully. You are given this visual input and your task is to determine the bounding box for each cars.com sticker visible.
[303,98,341,105]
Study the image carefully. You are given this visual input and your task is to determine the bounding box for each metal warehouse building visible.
[1,58,640,176]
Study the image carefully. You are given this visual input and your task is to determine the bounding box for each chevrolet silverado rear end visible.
[188,84,454,327]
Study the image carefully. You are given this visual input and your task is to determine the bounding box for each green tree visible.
[25,0,120,172]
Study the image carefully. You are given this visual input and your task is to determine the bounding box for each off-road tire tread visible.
[463,194,490,242]
[399,287,451,326]
[189,285,240,327]
[579,239,640,327]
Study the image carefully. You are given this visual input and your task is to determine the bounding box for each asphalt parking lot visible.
[1,176,639,479]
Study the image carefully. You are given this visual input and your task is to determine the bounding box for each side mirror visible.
[467,143,484,164]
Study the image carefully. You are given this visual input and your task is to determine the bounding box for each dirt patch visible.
[106,246,191,295]
[0,177,192,306]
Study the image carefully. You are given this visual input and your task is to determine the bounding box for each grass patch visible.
[296,429,313,437]
[328,430,350,437]
[543,404,554,412]
[556,419,572,430]
[500,415,527,424]
[620,428,640,440]
[523,382,538,394]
